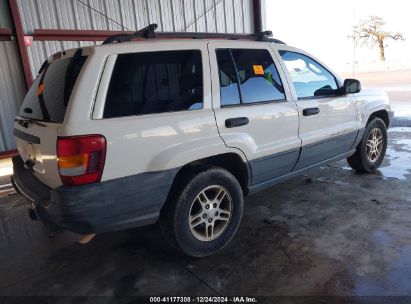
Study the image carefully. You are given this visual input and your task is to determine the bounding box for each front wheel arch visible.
[367,109,390,128]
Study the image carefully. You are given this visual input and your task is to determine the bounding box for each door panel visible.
[208,41,301,186]
[293,97,359,170]
[277,48,358,169]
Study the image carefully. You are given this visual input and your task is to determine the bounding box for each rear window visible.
[18,52,87,123]
[103,50,203,118]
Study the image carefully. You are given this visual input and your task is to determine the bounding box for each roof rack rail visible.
[102,23,286,45]
[102,24,157,44]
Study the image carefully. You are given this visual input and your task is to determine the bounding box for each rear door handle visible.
[225,117,249,128]
[303,107,320,116]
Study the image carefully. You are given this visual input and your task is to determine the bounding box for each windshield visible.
[18,52,87,123]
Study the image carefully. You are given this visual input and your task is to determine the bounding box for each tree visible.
[352,16,405,61]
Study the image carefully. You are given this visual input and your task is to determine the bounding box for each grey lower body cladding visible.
[11,156,178,234]
[11,129,364,234]
[248,129,363,192]
[294,130,360,170]
[250,148,300,185]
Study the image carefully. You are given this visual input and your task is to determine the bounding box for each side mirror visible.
[343,78,361,94]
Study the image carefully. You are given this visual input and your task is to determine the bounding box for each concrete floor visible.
[0,126,410,297]
[0,70,410,298]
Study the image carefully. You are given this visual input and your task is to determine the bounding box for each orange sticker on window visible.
[253,65,264,75]
[36,84,44,96]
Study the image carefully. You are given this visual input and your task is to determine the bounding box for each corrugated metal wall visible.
[17,0,254,33]
[0,0,255,152]
[17,0,255,77]
[0,40,26,152]
[27,40,98,78]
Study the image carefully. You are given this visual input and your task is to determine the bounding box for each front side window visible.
[279,51,338,99]
[216,48,285,106]
[104,50,203,118]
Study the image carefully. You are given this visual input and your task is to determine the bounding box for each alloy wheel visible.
[366,128,384,163]
[188,185,233,241]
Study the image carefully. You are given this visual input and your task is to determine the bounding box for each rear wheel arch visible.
[166,153,250,203]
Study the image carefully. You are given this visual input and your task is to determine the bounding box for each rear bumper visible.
[10,157,62,232]
[11,156,177,234]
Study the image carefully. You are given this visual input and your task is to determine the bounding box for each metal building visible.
[0,0,265,154]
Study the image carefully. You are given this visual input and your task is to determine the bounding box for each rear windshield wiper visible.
[15,117,47,128]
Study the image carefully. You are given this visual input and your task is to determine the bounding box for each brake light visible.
[57,135,106,186]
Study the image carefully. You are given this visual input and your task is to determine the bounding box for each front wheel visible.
[160,167,244,257]
[347,117,388,172]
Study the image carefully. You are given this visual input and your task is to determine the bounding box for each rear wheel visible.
[347,117,387,172]
[160,166,243,257]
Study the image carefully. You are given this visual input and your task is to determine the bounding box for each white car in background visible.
[11,25,393,257]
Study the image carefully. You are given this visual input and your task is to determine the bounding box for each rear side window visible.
[19,52,87,123]
[216,50,241,106]
[279,51,338,99]
[216,48,285,106]
[231,49,285,104]
[103,50,203,118]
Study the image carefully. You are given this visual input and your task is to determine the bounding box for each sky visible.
[265,0,411,73]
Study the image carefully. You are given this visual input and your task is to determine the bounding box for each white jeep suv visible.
[11,25,393,257]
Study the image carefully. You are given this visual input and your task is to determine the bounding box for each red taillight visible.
[57,135,106,186]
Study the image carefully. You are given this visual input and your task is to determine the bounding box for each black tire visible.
[347,117,387,173]
[160,166,243,257]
